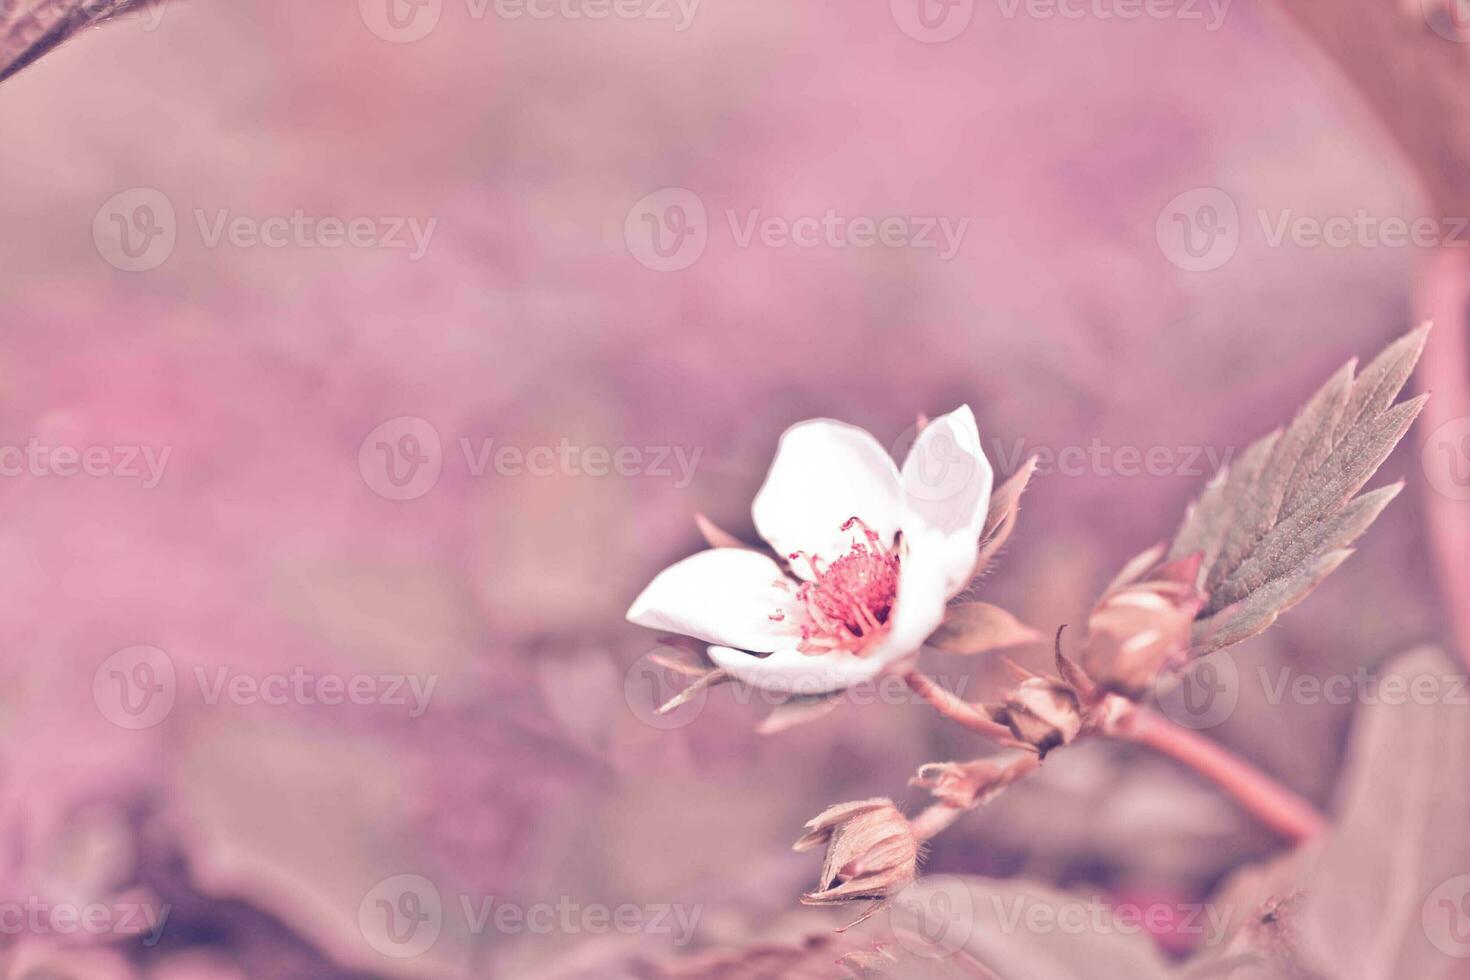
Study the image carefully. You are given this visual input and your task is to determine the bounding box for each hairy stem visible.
[1107,705,1327,843]
[908,802,967,841]
[902,669,1013,740]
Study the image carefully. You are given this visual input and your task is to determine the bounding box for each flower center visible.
[779,517,899,657]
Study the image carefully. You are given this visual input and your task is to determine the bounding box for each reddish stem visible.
[908,802,966,841]
[902,670,1013,740]
[1109,706,1327,843]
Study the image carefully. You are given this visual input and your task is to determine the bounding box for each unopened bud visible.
[1083,552,1207,696]
[999,677,1081,755]
[793,799,919,920]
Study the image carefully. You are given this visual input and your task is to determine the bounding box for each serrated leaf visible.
[1168,325,1429,652]
[927,602,1041,655]
[1,0,144,83]
[1192,549,1353,654]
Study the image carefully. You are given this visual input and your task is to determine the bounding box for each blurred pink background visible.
[0,0,1455,976]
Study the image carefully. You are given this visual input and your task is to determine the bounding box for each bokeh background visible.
[0,0,1465,976]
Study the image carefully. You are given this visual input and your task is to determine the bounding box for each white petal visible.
[707,645,899,696]
[751,419,903,577]
[868,535,954,661]
[900,405,992,596]
[626,549,800,652]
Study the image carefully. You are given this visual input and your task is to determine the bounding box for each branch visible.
[902,669,1014,741]
[1103,704,1327,843]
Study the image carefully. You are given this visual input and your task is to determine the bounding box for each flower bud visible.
[793,799,919,917]
[1082,552,1207,696]
[998,677,1081,755]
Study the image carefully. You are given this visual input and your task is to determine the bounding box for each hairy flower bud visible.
[998,677,1081,754]
[793,799,919,919]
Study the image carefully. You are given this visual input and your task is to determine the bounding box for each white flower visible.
[626,406,994,695]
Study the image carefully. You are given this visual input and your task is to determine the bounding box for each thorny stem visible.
[1105,705,1327,843]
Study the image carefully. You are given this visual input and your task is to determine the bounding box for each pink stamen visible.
[785,517,900,658]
